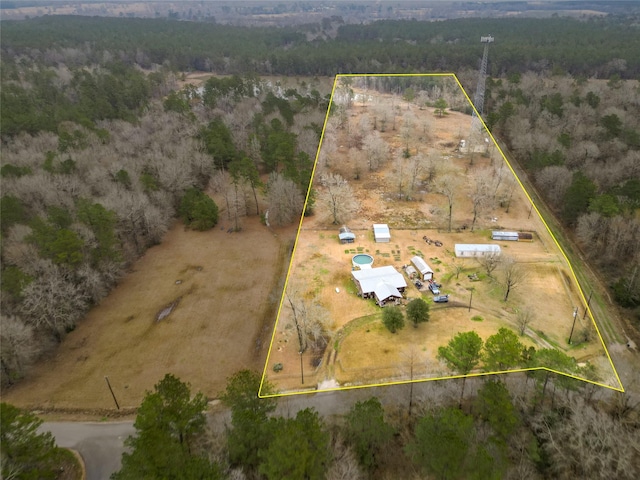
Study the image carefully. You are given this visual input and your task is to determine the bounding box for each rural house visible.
[352,266,407,306]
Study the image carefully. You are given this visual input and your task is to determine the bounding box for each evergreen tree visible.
[406,407,474,480]
[112,374,221,480]
[344,397,394,471]
[1,403,65,480]
[258,408,331,480]
[221,370,277,471]
[406,298,430,327]
[179,188,219,231]
[382,306,405,333]
[437,331,483,407]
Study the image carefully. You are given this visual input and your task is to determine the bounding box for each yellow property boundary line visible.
[259,73,624,398]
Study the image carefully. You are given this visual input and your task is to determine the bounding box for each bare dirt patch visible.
[4,217,296,410]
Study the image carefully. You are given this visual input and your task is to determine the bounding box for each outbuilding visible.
[410,256,434,281]
[454,244,501,258]
[339,225,356,244]
[491,231,519,241]
[352,266,407,306]
[373,224,391,243]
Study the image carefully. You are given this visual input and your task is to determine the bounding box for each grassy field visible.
[4,215,296,411]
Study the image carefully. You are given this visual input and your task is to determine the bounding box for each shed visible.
[339,225,356,244]
[352,266,407,306]
[373,224,391,243]
[491,231,519,241]
[404,265,418,279]
[518,232,534,242]
[454,244,501,258]
[410,256,434,281]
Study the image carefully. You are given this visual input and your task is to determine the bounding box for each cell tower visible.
[471,35,494,134]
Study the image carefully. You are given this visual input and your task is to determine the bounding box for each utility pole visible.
[568,307,579,345]
[299,350,305,385]
[104,376,120,410]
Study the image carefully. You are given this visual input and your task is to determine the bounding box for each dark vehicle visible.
[433,295,449,303]
[429,283,440,295]
[414,280,423,288]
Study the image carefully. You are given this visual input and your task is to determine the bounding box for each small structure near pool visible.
[352,265,407,306]
[373,223,391,243]
[339,225,356,244]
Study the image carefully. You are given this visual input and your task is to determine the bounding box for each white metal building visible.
[491,231,519,241]
[352,266,407,306]
[410,256,434,281]
[454,244,502,258]
[373,224,391,243]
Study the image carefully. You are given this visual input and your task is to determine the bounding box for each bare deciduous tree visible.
[318,173,359,225]
[535,166,572,207]
[469,169,494,232]
[515,307,534,336]
[326,433,365,480]
[477,251,502,278]
[531,396,640,480]
[19,265,89,340]
[266,173,304,227]
[501,256,526,301]
[0,315,40,386]
[436,174,461,232]
[362,131,389,171]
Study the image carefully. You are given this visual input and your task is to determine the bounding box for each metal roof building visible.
[373,224,391,243]
[339,225,356,244]
[352,266,407,306]
[491,231,519,241]
[454,244,502,258]
[411,256,434,280]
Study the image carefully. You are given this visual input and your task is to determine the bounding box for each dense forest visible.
[1,15,639,77]
[7,368,639,479]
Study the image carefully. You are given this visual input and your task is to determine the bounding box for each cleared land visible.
[263,75,621,394]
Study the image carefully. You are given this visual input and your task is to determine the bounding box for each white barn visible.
[352,266,407,306]
[410,256,434,281]
[373,224,391,243]
[454,244,501,258]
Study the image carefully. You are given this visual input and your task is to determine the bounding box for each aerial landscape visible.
[262,74,622,396]
[1,1,639,479]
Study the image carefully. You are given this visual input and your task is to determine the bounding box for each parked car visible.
[414,280,423,288]
[428,283,440,295]
[433,295,449,303]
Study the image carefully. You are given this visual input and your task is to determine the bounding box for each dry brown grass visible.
[4,216,296,410]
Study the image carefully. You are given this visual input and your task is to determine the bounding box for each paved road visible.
[39,422,135,480]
